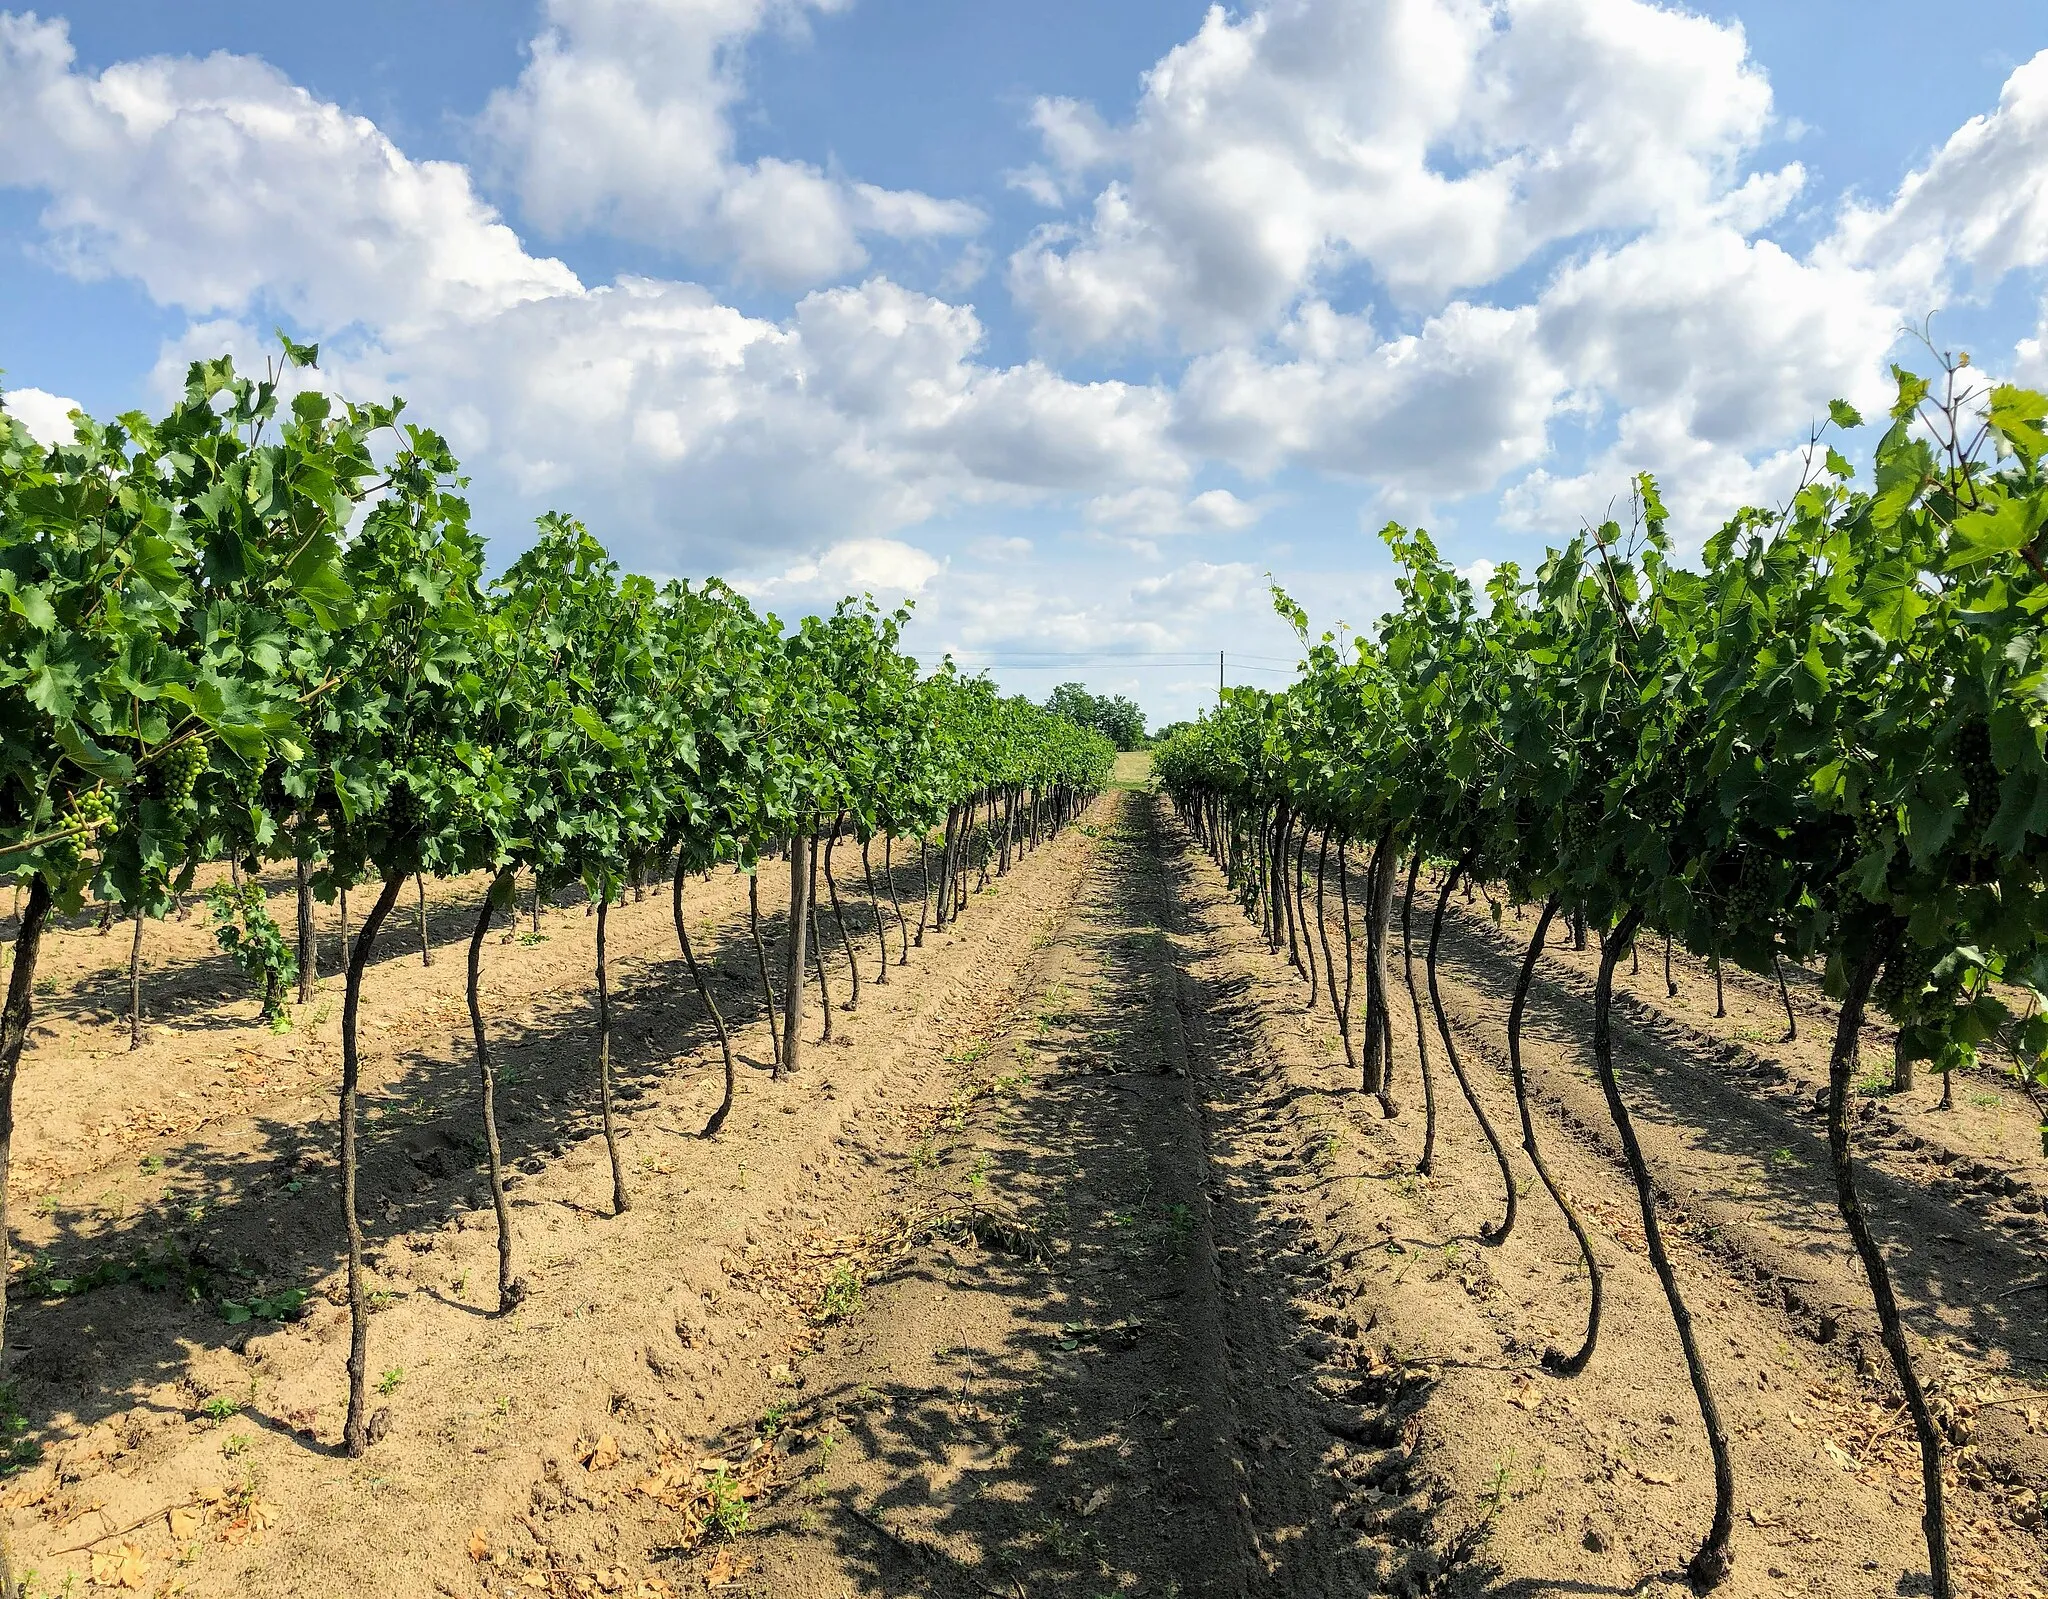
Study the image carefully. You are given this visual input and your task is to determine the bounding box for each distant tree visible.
[1043,681,1148,751]
[1045,681,1098,729]
[1096,695,1147,751]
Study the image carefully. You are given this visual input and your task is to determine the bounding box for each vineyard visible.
[0,344,2045,1599]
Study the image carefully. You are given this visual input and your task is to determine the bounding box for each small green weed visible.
[703,1468,750,1541]
[199,1396,241,1423]
[0,1384,39,1476]
[818,1263,863,1324]
[376,1367,405,1396]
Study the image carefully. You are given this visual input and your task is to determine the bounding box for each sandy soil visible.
[0,774,2043,1597]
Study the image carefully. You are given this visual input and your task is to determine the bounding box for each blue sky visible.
[4,1,2047,723]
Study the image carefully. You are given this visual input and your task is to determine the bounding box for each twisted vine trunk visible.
[935,807,958,931]
[823,814,858,1010]
[127,910,145,1051]
[882,836,909,965]
[1774,954,1798,1043]
[1593,908,1734,1588]
[1362,831,1397,1104]
[1402,854,1438,1175]
[415,875,432,966]
[809,878,832,1043]
[675,861,737,1138]
[594,895,631,1216]
[780,834,812,1073]
[1315,833,1344,1041]
[296,848,317,1004]
[1510,896,1601,1372]
[1299,827,1319,1010]
[917,838,931,946]
[1279,811,1303,974]
[342,870,406,1457]
[748,871,780,1070]
[860,837,890,984]
[0,875,53,1365]
[0,873,46,1599]
[1830,937,1950,1599]
[1337,836,1358,1071]
[466,871,521,1312]
[1426,855,1516,1242]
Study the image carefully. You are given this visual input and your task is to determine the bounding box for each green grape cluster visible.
[1874,938,1940,1021]
[1954,721,1998,848]
[45,786,118,874]
[385,775,420,832]
[1725,851,1774,927]
[234,759,266,810]
[162,736,208,810]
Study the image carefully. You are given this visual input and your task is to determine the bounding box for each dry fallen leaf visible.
[468,1527,492,1563]
[1635,1468,1675,1487]
[582,1433,622,1471]
[704,1547,737,1586]
[168,1504,203,1539]
[89,1541,149,1590]
[1512,1381,1544,1411]
[1079,1485,1112,1517]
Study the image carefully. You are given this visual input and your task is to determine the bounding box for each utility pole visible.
[1219,649,1224,703]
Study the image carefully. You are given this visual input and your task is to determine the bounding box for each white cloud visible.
[0,20,1188,569]
[0,14,578,336]
[1175,299,1564,486]
[1539,225,1900,447]
[1085,484,1264,535]
[1832,48,2048,295]
[741,535,942,610]
[296,275,1187,565]
[1010,0,1778,352]
[0,384,81,444]
[479,0,982,288]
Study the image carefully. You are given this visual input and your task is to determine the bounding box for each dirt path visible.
[707,779,1357,1597]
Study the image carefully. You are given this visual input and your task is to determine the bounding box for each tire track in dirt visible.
[660,787,1391,1597]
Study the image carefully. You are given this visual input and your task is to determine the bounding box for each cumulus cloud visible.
[0,384,81,445]
[1009,0,1779,351]
[0,18,1187,570]
[294,275,1188,565]
[740,535,942,611]
[1175,299,1563,487]
[1832,48,2048,295]
[479,0,982,288]
[1085,484,1264,535]
[0,14,578,336]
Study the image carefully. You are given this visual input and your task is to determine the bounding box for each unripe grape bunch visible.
[45,785,119,874]
[162,736,209,810]
[1954,721,1998,848]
